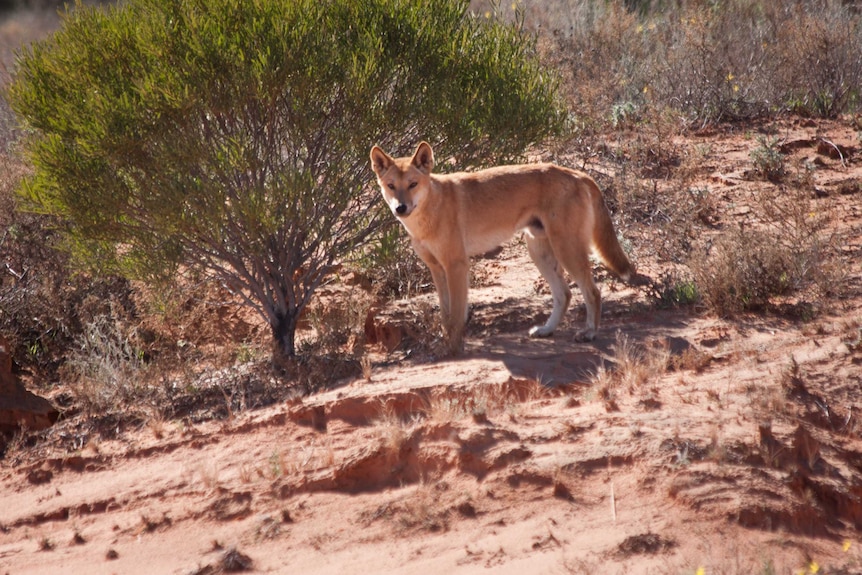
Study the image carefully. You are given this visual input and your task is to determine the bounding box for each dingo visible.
[370,141,639,352]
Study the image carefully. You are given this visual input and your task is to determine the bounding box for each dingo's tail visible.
[590,183,636,282]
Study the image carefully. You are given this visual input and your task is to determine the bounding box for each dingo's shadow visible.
[462,305,695,388]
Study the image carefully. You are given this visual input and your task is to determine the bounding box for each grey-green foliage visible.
[8,0,566,358]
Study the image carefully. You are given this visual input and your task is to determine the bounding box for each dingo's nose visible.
[395,203,408,216]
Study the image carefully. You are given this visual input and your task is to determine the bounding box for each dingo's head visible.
[370,142,434,218]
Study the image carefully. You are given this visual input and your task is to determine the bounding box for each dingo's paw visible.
[574,329,596,342]
[528,325,554,338]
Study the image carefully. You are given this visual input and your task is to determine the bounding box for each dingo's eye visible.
[387,183,395,190]
[408,182,418,189]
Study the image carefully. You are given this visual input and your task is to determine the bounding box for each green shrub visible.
[650,271,700,309]
[750,136,785,182]
[8,0,566,360]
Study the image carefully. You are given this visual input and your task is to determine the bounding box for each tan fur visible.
[370,141,637,352]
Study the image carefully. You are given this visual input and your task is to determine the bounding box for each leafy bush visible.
[8,0,566,360]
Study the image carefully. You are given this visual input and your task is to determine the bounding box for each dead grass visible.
[543,0,862,128]
[305,286,373,356]
[361,225,432,300]
[366,480,454,534]
[587,332,671,407]
[374,405,418,454]
[425,391,473,424]
[611,333,670,389]
[690,181,837,318]
[64,312,152,416]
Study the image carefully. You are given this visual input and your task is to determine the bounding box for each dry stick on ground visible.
[818,137,846,167]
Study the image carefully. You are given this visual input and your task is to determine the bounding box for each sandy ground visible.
[2,119,862,574]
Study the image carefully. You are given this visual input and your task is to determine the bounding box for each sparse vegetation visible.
[64,312,149,416]
[543,0,862,130]
[0,0,851,416]
[1,2,860,571]
[304,287,372,356]
[690,182,835,317]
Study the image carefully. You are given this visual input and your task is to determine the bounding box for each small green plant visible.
[651,271,700,308]
[268,451,285,479]
[750,136,785,182]
[233,342,261,365]
[611,101,639,128]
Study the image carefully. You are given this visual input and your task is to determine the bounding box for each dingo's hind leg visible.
[551,237,601,342]
[526,234,571,338]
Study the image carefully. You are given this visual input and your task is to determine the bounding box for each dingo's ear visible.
[370,146,393,175]
[412,141,434,173]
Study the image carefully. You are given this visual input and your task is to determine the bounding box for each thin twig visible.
[818,137,846,168]
[5,263,24,280]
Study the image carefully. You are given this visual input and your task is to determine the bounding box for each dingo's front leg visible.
[442,257,469,353]
[413,241,450,320]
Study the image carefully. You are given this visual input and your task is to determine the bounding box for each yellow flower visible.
[809,561,820,573]
[844,539,852,552]
[726,73,735,82]
[695,567,705,575]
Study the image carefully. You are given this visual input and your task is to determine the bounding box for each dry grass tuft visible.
[588,332,670,406]
[364,480,454,534]
[64,312,152,416]
[690,183,837,318]
[609,333,670,390]
[374,405,419,454]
